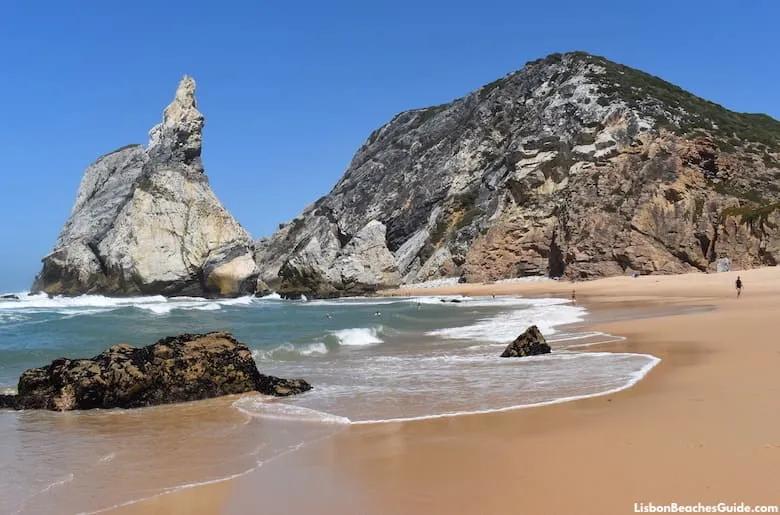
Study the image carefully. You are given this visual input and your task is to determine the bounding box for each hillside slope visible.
[257,52,780,296]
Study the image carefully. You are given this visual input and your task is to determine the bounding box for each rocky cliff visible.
[257,52,780,296]
[33,77,259,297]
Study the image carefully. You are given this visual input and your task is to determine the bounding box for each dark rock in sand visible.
[500,325,551,358]
[0,394,17,409]
[0,332,311,411]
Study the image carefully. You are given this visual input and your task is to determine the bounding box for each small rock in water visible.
[500,325,551,358]
[0,331,311,411]
[0,294,20,300]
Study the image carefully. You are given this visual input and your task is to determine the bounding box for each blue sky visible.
[1,0,778,291]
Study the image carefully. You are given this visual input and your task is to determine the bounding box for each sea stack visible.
[33,76,259,297]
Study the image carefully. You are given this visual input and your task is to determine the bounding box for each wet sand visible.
[117,267,780,514]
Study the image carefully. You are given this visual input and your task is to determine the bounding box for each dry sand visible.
[118,267,780,514]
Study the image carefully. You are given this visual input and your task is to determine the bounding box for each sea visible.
[0,291,659,513]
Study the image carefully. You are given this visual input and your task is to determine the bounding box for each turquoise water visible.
[0,294,535,384]
[0,292,660,513]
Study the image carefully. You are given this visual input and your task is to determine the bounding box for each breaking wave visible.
[328,327,383,346]
[252,342,329,360]
[233,397,351,425]
[0,292,258,318]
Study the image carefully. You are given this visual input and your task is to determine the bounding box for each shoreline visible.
[87,291,659,514]
[115,267,780,514]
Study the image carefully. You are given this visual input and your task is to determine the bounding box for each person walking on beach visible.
[571,289,576,303]
[735,276,743,298]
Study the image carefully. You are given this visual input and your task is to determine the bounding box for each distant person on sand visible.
[735,276,743,298]
[571,289,576,303]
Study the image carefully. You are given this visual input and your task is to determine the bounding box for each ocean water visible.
[0,292,659,513]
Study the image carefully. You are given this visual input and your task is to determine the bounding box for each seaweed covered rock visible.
[0,332,311,411]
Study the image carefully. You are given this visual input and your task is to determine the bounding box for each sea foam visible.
[329,327,383,346]
[252,342,329,361]
[233,397,351,425]
[427,298,585,342]
[0,292,258,317]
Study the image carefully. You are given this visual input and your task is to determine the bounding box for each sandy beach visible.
[118,267,780,514]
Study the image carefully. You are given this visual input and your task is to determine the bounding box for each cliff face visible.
[257,52,780,296]
[33,77,259,297]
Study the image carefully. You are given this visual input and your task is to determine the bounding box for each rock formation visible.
[273,219,401,297]
[33,76,259,298]
[0,332,311,411]
[256,52,780,296]
[500,325,551,358]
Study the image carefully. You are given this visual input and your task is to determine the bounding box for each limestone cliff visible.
[33,77,259,297]
[257,52,780,296]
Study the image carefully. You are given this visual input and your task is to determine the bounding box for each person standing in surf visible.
[735,276,743,298]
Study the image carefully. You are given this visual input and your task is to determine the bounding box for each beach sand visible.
[117,267,780,514]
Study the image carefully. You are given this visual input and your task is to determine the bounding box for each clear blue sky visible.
[1,1,778,292]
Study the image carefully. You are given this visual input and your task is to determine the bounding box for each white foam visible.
[258,292,282,300]
[233,397,351,425]
[299,342,328,355]
[252,342,329,360]
[0,292,167,310]
[0,312,27,323]
[330,327,383,346]
[403,295,567,308]
[217,296,255,306]
[98,453,116,464]
[350,353,661,424]
[0,293,259,316]
[428,299,585,342]
[193,303,221,311]
[38,473,74,494]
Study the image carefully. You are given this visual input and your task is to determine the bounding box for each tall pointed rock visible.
[33,76,259,297]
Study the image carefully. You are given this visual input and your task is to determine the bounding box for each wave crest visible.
[328,327,383,346]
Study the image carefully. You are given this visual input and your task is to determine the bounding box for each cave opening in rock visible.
[548,233,565,278]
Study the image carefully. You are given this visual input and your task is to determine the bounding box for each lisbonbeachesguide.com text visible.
[635,502,779,513]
